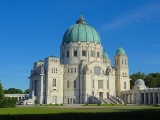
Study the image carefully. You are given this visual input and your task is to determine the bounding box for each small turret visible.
[114,45,130,98]
[102,50,110,67]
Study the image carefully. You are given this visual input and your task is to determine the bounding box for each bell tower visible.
[114,46,130,98]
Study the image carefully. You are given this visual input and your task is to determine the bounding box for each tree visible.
[24,89,30,94]
[0,82,17,108]
[3,89,9,94]
[7,88,23,94]
[0,82,5,102]
[145,73,160,88]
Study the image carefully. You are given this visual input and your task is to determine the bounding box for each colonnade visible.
[122,88,160,104]
[5,94,29,101]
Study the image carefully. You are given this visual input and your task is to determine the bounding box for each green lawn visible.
[0,105,160,114]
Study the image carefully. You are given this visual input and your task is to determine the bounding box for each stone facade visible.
[27,15,131,104]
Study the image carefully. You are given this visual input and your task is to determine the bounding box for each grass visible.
[84,104,125,106]
[0,105,160,114]
[0,106,160,120]
[35,104,63,106]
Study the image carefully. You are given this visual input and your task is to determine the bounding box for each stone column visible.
[39,75,44,104]
[32,81,35,96]
[29,80,32,98]
[126,94,129,104]
[139,92,141,104]
[148,92,151,104]
[125,94,127,104]
[127,94,130,104]
[144,93,146,104]
[46,76,49,104]
[132,94,134,104]
[158,91,160,104]
[153,92,156,104]
[129,94,131,104]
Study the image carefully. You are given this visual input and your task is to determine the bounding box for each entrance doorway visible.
[99,92,103,98]
[52,96,57,104]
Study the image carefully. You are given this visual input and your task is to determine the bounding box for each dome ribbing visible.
[62,14,101,44]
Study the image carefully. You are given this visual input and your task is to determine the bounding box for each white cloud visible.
[102,1,160,30]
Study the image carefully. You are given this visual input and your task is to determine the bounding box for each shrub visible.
[55,104,58,106]
[61,103,63,105]
[98,103,100,106]
[85,103,88,105]
[0,97,17,108]
[50,103,52,105]
[40,104,42,106]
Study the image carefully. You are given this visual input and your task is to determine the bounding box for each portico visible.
[122,79,160,104]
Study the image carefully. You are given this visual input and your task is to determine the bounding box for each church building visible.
[27,14,131,104]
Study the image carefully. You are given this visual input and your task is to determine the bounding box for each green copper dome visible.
[116,46,125,54]
[62,14,101,44]
[103,52,109,58]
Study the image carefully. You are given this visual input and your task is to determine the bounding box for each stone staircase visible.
[100,98,115,104]
[109,96,124,104]
[100,96,124,104]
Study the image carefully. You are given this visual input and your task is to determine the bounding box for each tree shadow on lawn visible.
[0,110,160,120]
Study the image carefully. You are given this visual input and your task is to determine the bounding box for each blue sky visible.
[0,0,160,91]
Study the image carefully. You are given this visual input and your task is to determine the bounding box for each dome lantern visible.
[76,12,87,24]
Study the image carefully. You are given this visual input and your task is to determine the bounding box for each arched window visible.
[94,66,103,75]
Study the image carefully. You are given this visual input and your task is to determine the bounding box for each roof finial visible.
[76,12,87,24]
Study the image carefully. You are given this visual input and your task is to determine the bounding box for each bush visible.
[98,103,100,106]
[0,97,17,108]
[85,103,88,105]
[40,104,42,106]
[61,103,63,105]
[50,103,52,105]
[55,104,58,106]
